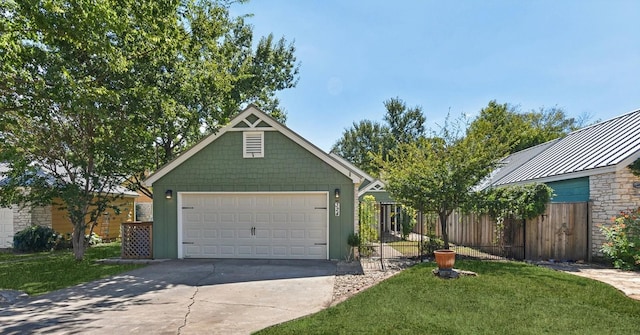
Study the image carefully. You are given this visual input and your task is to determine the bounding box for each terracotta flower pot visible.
[434,249,456,270]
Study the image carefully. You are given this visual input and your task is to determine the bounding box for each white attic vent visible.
[243,131,264,158]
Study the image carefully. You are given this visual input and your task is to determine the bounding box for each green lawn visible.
[0,243,143,295]
[388,240,420,256]
[257,260,640,334]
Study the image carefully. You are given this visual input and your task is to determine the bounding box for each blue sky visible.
[231,1,640,152]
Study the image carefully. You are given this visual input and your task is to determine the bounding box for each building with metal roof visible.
[480,108,640,258]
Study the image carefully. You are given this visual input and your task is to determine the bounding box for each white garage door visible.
[180,193,328,259]
[0,207,14,249]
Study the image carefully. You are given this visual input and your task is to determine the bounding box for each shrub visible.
[86,232,102,245]
[422,235,445,256]
[600,208,640,270]
[400,206,417,240]
[13,225,59,252]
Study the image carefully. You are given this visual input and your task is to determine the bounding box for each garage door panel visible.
[272,229,287,239]
[290,230,305,239]
[221,229,235,238]
[203,229,218,238]
[219,213,235,224]
[255,245,270,256]
[237,229,252,239]
[307,229,324,239]
[182,193,327,259]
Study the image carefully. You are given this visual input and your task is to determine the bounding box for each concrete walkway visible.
[538,262,640,300]
[0,259,336,334]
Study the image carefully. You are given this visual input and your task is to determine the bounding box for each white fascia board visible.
[357,180,387,197]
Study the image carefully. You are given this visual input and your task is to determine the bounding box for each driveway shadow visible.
[0,259,337,334]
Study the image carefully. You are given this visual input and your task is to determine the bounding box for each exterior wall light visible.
[334,188,340,200]
[165,189,173,199]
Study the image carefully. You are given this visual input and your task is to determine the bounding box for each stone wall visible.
[12,205,52,233]
[590,168,640,257]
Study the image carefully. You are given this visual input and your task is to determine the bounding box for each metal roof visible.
[475,140,558,191]
[492,108,640,186]
[493,110,640,186]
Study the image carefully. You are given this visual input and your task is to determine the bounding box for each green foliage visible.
[422,235,444,256]
[467,100,590,154]
[359,195,379,252]
[473,183,554,220]
[13,225,59,252]
[380,114,507,249]
[600,208,640,270]
[0,0,298,259]
[331,97,425,176]
[347,232,360,248]
[629,158,640,177]
[399,206,417,240]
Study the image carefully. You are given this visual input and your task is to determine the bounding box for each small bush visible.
[600,208,640,270]
[13,225,59,252]
[422,235,445,256]
[347,232,360,248]
[86,232,102,245]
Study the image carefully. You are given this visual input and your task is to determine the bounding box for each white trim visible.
[358,179,387,197]
[145,105,364,186]
[329,153,375,183]
[243,131,264,158]
[176,191,330,260]
[177,193,184,259]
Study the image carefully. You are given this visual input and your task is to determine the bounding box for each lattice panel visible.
[121,222,153,259]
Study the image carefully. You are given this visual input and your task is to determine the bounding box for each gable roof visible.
[329,153,375,184]
[487,108,640,187]
[358,179,388,197]
[144,105,365,186]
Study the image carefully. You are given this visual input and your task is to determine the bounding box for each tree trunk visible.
[72,224,88,261]
[439,211,449,249]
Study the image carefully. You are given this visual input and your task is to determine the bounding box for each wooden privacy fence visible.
[121,221,153,259]
[431,202,589,261]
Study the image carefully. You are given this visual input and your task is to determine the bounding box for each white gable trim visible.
[329,153,375,183]
[144,105,364,186]
[358,179,387,197]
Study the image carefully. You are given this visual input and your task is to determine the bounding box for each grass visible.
[0,242,143,295]
[257,260,640,334]
[388,240,419,256]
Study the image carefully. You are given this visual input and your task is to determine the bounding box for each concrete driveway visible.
[0,259,337,334]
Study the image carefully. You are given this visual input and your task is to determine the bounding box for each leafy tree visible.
[330,120,391,176]
[0,0,298,259]
[331,97,425,176]
[383,97,426,145]
[467,100,590,154]
[379,116,507,249]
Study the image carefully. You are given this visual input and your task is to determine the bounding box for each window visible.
[243,132,264,158]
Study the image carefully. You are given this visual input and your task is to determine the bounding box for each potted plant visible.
[434,249,456,270]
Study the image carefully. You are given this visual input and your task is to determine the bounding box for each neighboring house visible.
[144,105,365,260]
[0,164,137,247]
[479,108,640,258]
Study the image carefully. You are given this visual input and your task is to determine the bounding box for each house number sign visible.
[334,202,340,216]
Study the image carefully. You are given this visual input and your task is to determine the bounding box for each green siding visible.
[152,131,355,260]
[547,177,590,203]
